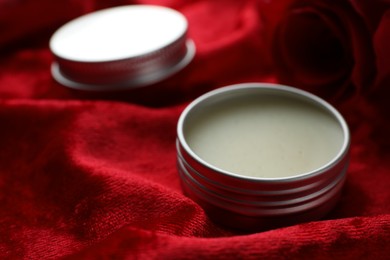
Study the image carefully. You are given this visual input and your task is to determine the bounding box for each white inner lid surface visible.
[50,5,188,62]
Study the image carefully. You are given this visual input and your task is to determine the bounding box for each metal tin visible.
[176,83,350,231]
[50,5,195,91]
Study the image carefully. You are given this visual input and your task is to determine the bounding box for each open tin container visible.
[177,83,350,231]
[49,5,195,91]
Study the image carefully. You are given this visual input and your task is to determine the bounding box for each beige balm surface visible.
[183,88,345,179]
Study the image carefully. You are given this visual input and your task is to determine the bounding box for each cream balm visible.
[176,83,350,230]
[185,92,344,178]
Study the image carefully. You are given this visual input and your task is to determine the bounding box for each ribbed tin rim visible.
[179,162,347,216]
[178,145,349,197]
[178,155,347,208]
[51,40,195,91]
[177,83,350,183]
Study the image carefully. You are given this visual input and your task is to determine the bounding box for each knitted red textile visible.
[1,0,389,259]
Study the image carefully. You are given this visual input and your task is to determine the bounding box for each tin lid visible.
[49,5,195,91]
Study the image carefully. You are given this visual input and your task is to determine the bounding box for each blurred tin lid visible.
[50,5,195,91]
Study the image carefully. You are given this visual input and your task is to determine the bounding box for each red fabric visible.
[1,0,389,259]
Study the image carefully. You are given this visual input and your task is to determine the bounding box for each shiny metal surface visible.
[176,83,350,230]
[50,5,195,91]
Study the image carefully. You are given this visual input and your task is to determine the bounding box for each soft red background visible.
[1,0,389,259]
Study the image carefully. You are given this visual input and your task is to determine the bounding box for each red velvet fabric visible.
[1,0,389,259]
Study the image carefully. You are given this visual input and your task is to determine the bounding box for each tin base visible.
[180,176,344,232]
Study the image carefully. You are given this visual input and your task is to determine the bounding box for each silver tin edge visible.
[51,40,196,91]
[178,155,348,209]
[177,83,350,183]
